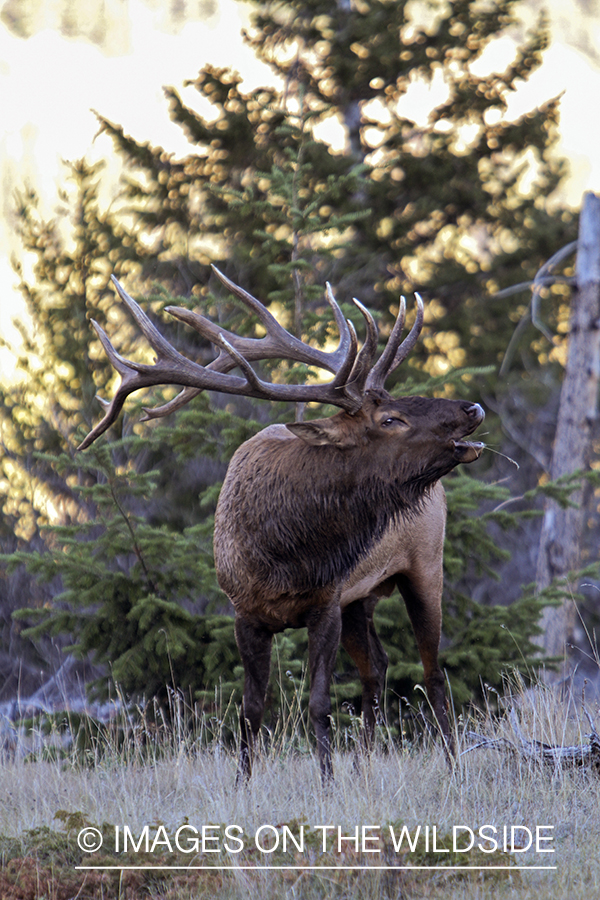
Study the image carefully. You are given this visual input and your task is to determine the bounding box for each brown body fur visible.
[214,391,484,780]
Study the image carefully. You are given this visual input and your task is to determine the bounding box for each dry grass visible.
[1,679,599,899]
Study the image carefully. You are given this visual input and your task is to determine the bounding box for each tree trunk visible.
[535,191,600,659]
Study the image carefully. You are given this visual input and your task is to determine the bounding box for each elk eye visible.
[381,416,407,427]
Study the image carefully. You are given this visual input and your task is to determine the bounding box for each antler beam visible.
[78,272,424,450]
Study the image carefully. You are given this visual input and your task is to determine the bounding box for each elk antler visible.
[140,267,375,421]
[78,271,423,450]
[365,293,424,393]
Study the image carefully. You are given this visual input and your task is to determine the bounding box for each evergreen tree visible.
[4,440,238,709]
[95,0,574,385]
[243,0,575,370]
[0,160,147,536]
[3,0,577,727]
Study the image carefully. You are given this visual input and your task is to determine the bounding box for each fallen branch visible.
[462,709,600,772]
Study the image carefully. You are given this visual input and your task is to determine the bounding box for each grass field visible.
[1,680,598,899]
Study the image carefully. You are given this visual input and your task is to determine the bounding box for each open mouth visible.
[452,438,485,462]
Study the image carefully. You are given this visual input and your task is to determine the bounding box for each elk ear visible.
[286,417,358,449]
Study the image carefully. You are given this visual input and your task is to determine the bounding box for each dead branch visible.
[462,708,600,772]
[498,239,578,376]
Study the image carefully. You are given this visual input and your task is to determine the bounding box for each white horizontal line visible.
[76,864,557,871]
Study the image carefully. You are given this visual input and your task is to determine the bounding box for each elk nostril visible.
[466,403,484,420]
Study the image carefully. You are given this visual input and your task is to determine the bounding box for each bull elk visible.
[78,268,484,781]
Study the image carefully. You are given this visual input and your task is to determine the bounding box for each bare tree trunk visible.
[535,191,600,660]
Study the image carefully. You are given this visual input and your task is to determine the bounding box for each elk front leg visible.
[306,602,342,781]
[396,572,453,753]
[341,596,388,745]
[234,615,273,783]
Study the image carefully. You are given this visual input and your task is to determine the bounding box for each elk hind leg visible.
[341,596,388,746]
[234,615,273,783]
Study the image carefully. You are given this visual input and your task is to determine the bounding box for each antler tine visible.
[209,266,355,371]
[110,276,180,363]
[389,293,424,371]
[327,315,358,392]
[77,319,153,450]
[365,294,423,392]
[211,265,286,331]
[344,296,379,401]
[365,297,406,391]
[319,281,353,365]
[141,387,201,421]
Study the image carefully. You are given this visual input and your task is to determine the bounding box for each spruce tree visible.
[0,160,147,535]
[5,440,238,709]
[95,0,574,382]
[3,0,576,728]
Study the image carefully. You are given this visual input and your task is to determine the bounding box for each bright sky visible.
[1,0,600,381]
[0,0,272,379]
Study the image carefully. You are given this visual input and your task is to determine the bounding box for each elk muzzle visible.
[451,402,485,463]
